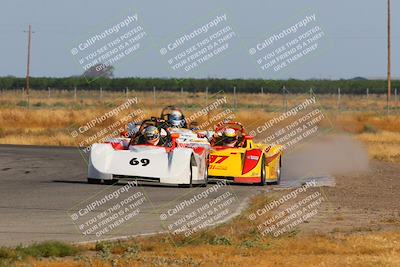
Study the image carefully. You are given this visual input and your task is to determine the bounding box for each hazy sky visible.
[0,0,398,79]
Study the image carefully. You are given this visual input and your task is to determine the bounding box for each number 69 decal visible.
[129,157,150,166]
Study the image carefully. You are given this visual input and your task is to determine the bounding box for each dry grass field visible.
[1,89,400,266]
[0,89,399,162]
[14,232,400,267]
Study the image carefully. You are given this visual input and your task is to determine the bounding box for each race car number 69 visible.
[129,157,150,166]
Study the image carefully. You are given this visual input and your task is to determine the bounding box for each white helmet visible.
[168,110,184,128]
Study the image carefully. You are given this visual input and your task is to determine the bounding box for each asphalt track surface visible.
[0,144,336,246]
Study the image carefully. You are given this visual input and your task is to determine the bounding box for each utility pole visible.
[25,24,32,106]
[205,87,208,105]
[261,87,264,109]
[282,85,288,112]
[233,86,237,110]
[153,86,156,105]
[387,0,391,113]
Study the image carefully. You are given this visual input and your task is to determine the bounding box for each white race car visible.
[87,118,210,187]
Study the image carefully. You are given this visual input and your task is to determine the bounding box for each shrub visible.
[208,236,231,246]
[363,124,378,133]
[16,101,28,107]
[15,241,78,258]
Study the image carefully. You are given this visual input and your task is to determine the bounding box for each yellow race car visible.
[208,121,282,185]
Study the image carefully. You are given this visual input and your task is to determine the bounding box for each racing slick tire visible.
[87,178,102,184]
[258,156,267,186]
[103,179,119,185]
[268,156,282,185]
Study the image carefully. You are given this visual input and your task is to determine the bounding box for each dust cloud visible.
[282,134,369,180]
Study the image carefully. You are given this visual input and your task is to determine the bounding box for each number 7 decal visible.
[209,155,229,164]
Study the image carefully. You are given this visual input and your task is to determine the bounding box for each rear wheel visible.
[188,155,194,188]
[276,157,282,184]
[87,178,101,184]
[258,156,266,186]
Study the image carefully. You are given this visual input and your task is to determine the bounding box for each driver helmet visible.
[127,122,140,137]
[222,128,238,147]
[189,122,200,131]
[168,110,184,128]
[143,126,160,145]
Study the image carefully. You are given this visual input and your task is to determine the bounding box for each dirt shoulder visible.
[296,160,400,234]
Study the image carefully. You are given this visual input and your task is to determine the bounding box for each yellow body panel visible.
[208,139,282,183]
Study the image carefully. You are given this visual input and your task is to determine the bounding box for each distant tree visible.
[0,75,15,89]
[83,64,114,78]
[0,75,398,93]
[351,76,368,81]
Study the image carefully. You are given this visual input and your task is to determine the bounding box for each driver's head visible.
[222,128,238,147]
[189,122,200,131]
[127,122,140,137]
[143,126,160,145]
[168,110,184,128]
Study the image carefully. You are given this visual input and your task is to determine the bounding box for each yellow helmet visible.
[223,128,237,138]
[222,128,238,147]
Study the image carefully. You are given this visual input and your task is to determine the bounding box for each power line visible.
[387,0,391,114]
[23,24,35,107]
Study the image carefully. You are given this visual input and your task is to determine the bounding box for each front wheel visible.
[258,156,266,186]
[179,155,194,188]
[276,157,282,184]
[87,178,101,184]
[270,157,281,185]
[103,179,119,185]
